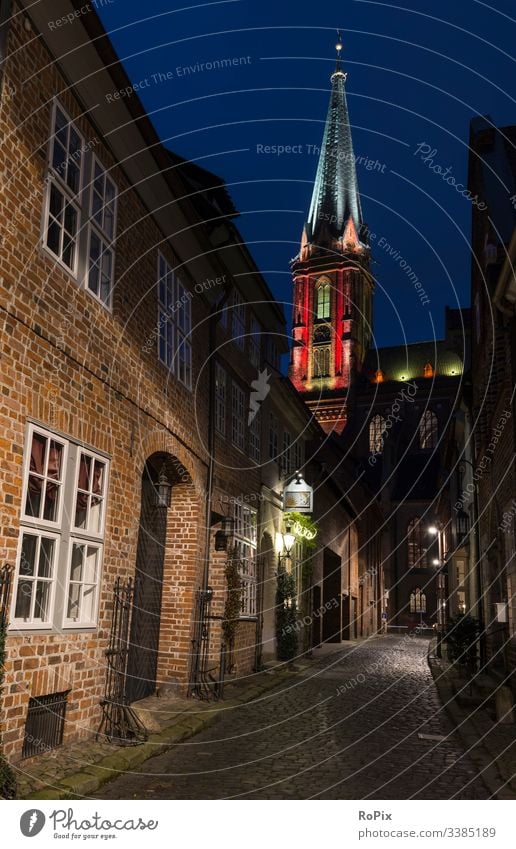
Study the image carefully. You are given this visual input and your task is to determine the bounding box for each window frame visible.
[231,292,246,349]
[231,381,246,452]
[12,529,60,629]
[407,517,428,568]
[369,414,386,455]
[232,501,258,619]
[10,424,109,632]
[316,279,331,320]
[418,410,438,450]
[215,363,227,436]
[249,315,261,369]
[157,252,193,390]
[269,412,278,462]
[86,155,117,309]
[42,99,118,310]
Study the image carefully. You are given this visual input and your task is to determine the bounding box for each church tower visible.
[289,33,373,434]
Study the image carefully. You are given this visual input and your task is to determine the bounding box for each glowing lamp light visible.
[432,558,440,567]
[428,526,439,536]
[282,526,296,556]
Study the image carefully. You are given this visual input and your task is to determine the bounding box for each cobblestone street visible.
[96,636,491,800]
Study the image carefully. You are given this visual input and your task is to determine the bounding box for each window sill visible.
[7,626,98,637]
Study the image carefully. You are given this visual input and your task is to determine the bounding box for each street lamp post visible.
[429,524,447,658]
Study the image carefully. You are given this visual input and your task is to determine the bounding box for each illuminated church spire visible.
[306,31,363,246]
[289,32,373,435]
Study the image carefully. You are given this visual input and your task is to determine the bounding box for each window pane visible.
[49,184,63,219]
[38,537,55,577]
[43,481,59,522]
[83,546,98,584]
[82,584,96,622]
[20,534,37,576]
[26,476,43,517]
[70,543,84,582]
[67,582,81,621]
[15,580,33,619]
[34,581,51,621]
[46,221,60,255]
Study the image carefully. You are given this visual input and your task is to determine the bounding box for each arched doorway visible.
[126,454,170,703]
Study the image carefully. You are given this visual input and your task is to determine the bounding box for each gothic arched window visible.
[409,588,427,613]
[423,362,434,378]
[418,410,438,449]
[407,518,427,568]
[369,415,385,454]
[316,280,331,319]
[313,345,330,378]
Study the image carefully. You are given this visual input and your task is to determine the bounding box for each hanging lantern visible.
[456,509,470,544]
[215,516,235,551]
[156,466,172,508]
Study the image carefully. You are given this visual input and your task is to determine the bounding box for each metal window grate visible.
[22,691,69,759]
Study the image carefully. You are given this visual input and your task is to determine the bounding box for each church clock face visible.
[313,323,331,343]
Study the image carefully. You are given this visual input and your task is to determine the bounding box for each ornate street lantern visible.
[456,509,470,545]
[215,516,235,551]
[156,466,172,508]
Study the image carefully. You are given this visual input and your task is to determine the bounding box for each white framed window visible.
[231,382,245,451]
[269,413,278,462]
[11,424,109,630]
[87,157,117,307]
[13,531,59,628]
[215,363,227,435]
[249,414,261,463]
[233,501,257,618]
[44,101,83,272]
[281,429,292,475]
[43,100,117,307]
[249,316,261,368]
[293,439,304,473]
[157,253,192,389]
[231,292,246,349]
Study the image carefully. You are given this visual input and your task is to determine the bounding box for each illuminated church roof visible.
[363,340,464,384]
[306,33,363,245]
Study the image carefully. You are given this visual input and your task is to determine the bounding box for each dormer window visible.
[423,363,434,378]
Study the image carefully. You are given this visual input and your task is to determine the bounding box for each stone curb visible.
[22,667,301,800]
[427,644,516,800]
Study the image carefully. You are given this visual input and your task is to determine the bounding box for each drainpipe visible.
[190,284,232,697]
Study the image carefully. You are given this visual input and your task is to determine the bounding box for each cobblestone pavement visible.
[96,636,491,800]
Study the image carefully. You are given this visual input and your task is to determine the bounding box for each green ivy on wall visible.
[275,564,298,662]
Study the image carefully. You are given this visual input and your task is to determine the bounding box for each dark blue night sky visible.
[97,0,515,348]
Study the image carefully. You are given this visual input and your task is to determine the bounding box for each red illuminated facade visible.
[288,36,373,434]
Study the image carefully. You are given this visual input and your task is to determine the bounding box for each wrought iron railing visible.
[97,576,148,746]
[0,564,13,629]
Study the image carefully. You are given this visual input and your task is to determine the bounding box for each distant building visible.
[288,35,468,634]
[468,118,516,679]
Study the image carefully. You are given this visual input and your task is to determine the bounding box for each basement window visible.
[22,691,69,759]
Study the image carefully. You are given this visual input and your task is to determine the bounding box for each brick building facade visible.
[0,3,383,768]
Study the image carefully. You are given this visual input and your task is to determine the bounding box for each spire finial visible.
[333,29,346,79]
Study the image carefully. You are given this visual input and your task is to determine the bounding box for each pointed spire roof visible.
[306,32,363,245]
